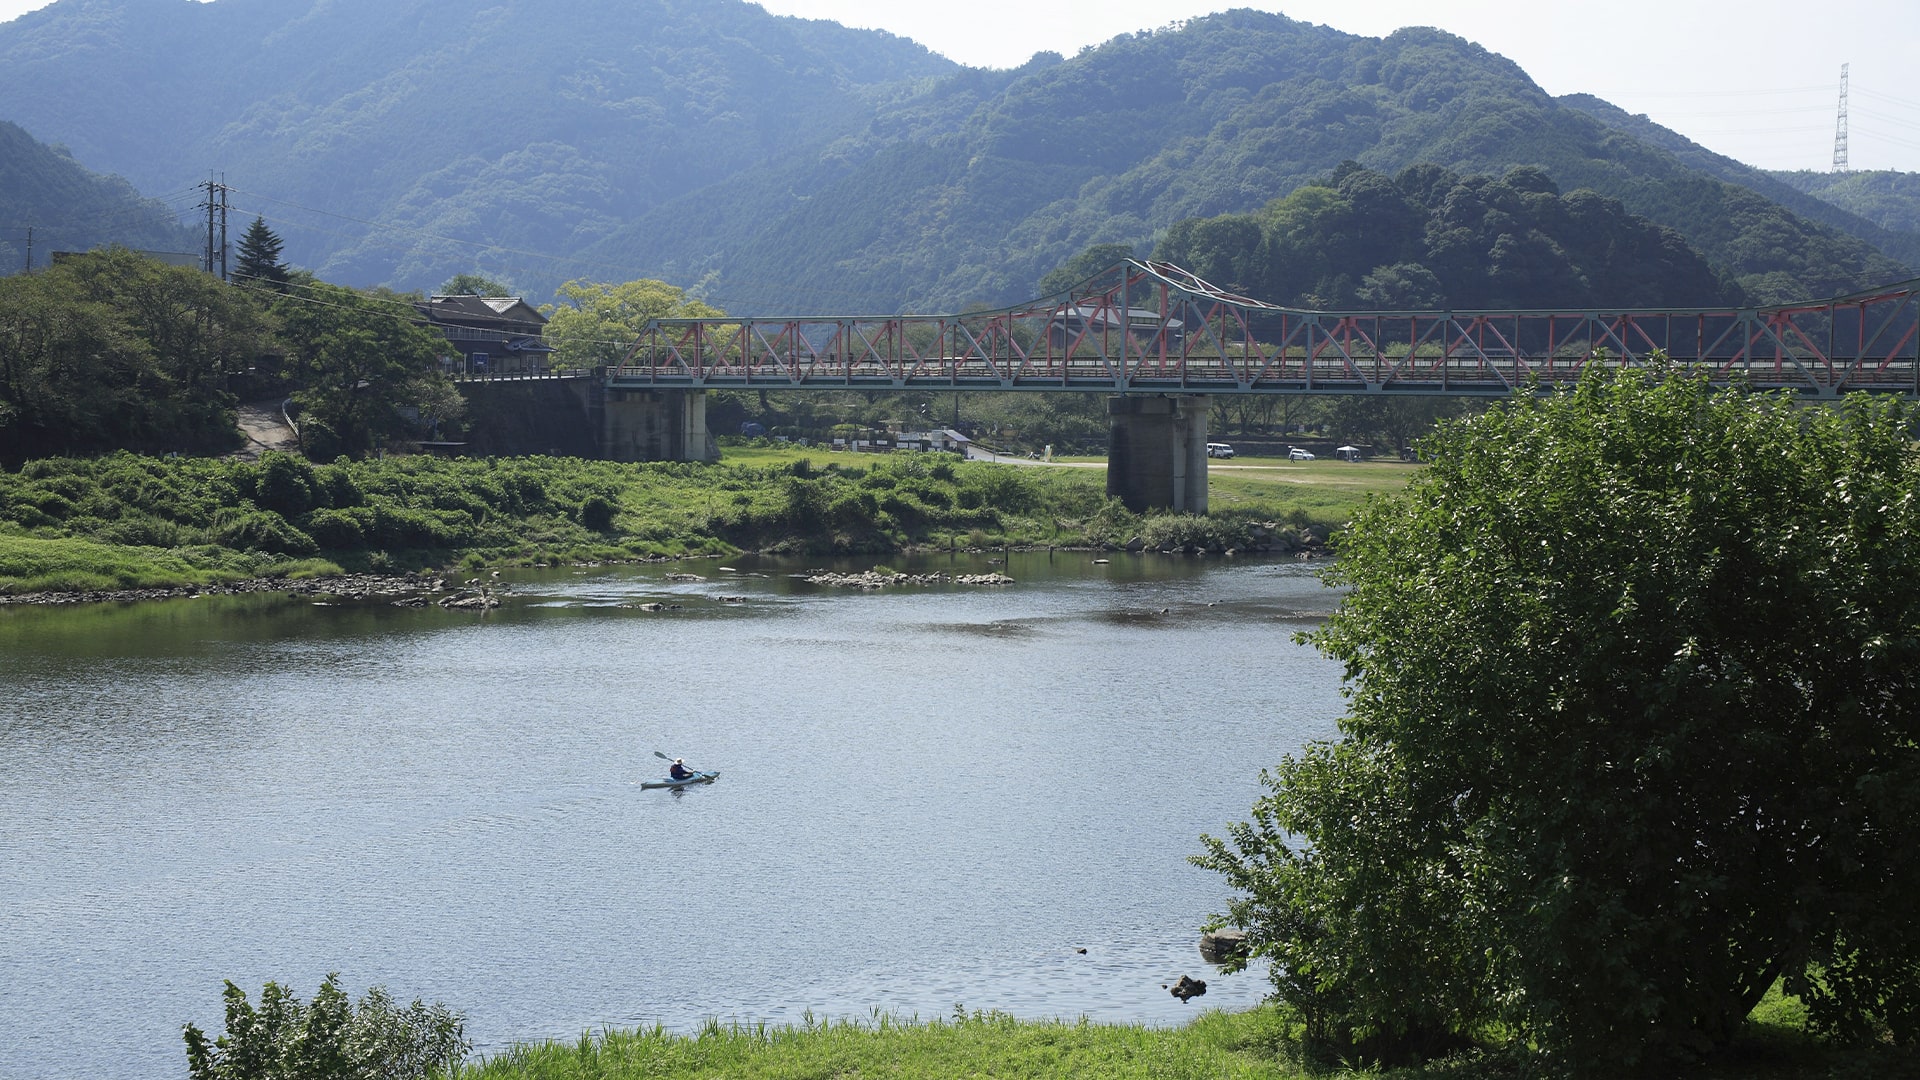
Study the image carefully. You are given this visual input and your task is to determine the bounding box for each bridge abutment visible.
[602,388,717,463]
[1106,394,1210,513]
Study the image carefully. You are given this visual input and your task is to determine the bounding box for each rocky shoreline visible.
[0,570,463,607]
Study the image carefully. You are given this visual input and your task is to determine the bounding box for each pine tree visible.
[233,216,288,288]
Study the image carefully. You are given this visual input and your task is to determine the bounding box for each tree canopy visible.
[438,273,512,297]
[0,248,270,461]
[540,278,724,369]
[277,279,451,460]
[1155,163,1744,311]
[1197,366,1920,1072]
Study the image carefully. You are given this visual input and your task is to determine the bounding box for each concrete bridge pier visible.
[602,387,718,463]
[1106,394,1210,513]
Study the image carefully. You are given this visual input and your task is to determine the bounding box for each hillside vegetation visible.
[0,449,1356,595]
[1,3,1910,311]
[1154,161,1741,311]
[0,120,196,271]
[1771,169,1920,239]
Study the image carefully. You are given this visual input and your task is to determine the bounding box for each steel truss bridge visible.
[612,261,1920,399]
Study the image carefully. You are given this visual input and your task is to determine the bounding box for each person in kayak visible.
[668,758,693,781]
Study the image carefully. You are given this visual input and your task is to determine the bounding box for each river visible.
[0,551,1346,1079]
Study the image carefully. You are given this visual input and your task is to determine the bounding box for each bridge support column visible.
[601,388,716,462]
[1106,395,1210,513]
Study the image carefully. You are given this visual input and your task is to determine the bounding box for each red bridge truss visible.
[613,261,1920,398]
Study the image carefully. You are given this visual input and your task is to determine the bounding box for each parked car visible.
[1206,442,1234,459]
[1288,447,1315,460]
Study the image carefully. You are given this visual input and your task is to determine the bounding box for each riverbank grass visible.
[452,997,1908,1080]
[456,1007,1300,1080]
[0,532,339,593]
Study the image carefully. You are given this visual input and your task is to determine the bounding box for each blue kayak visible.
[640,770,718,790]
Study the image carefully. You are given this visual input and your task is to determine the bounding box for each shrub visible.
[252,453,316,517]
[209,509,318,557]
[303,507,370,550]
[577,494,617,532]
[183,974,468,1080]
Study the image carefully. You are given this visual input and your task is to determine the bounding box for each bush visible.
[252,453,316,517]
[183,974,468,1080]
[209,509,317,556]
[577,494,617,531]
[303,507,370,550]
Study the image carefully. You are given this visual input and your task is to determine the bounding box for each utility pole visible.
[200,176,230,277]
[1832,63,1851,173]
[21,226,30,273]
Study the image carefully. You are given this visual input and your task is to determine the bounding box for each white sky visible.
[2,0,1917,172]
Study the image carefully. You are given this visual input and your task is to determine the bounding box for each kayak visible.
[640,770,718,790]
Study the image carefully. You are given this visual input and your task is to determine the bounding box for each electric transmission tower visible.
[1832,63,1850,173]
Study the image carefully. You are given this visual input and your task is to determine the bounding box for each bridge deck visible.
[609,262,1920,398]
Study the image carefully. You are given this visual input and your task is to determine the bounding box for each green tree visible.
[183,973,468,1080]
[0,248,264,460]
[437,273,511,297]
[1196,365,1920,1072]
[233,217,289,289]
[277,282,448,458]
[539,277,724,369]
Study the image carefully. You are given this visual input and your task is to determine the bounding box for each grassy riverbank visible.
[0,449,1399,594]
[450,998,1907,1080]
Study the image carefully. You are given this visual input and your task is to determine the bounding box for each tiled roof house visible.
[418,295,552,374]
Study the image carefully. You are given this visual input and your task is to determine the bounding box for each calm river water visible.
[0,551,1346,1079]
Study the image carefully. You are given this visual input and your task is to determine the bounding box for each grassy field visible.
[724,444,1408,524]
[448,998,1910,1080]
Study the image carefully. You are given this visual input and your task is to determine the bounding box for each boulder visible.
[1168,974,1207,1002]
[1198,928,1247,965]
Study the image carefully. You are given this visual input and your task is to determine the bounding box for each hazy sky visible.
[2,0,1916,172]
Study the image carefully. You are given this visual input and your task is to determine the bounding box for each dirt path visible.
[231,399,300,460]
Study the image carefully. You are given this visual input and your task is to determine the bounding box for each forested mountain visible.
[0,0,952,292]
[1154,162,1743,312]
[0,121,197,272]
[1769,169,1920,244]
[659,14,1902,312]
[0,1,1910,313]
[1559,96,1920,274]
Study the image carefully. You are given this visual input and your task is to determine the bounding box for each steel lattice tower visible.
[1833,63,1851,173]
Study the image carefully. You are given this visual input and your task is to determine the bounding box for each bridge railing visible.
[606,262,1920,398]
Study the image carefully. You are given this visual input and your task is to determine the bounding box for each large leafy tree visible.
[1197,365,1920,1072]
[0,248,267,461]
[539,278,723,369]
[277,281,449,459]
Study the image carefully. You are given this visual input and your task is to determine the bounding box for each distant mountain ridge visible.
[0,120,197,272]
[1,0,1912,313]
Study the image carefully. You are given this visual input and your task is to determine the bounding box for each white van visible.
[1206,442,1234,459]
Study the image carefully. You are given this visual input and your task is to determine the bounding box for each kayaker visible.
[668,758,692,781]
